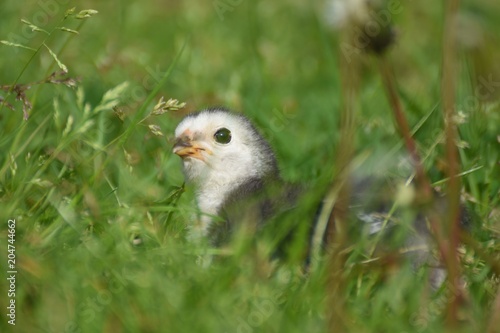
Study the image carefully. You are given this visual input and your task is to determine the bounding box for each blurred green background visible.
[0,0,499,332]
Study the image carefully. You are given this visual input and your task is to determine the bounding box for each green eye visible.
[214,128,232,144]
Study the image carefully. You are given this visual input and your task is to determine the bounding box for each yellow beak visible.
[173,138,210,161]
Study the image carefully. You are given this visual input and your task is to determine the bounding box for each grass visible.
[1,1,499,332]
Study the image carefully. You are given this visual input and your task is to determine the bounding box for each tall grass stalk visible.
[441,0,463,324]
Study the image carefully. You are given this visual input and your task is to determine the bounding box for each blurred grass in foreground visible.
[0,0,499,332]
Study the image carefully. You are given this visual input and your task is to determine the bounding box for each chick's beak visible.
[173,137,210,161]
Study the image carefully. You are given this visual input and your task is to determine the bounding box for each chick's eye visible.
[214,128,231,144]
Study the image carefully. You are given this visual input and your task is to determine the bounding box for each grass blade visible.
[43,43,68,73]
[0,40,36,51]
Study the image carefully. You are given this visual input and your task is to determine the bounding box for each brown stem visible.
[378,59,432,201]
[441,0,463,325]
[326,31,360,333]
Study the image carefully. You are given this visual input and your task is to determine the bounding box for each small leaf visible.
[44,43,68,73]
[57,27,79,34]
[153,96,166,111]
[456,140,470,149]
[83,103,91,116]
[63,115,74,137]
[0,40,36,51]
[65,7,76,18]
[9,154,17,176]
[30,178,54,188]
[53,98,61,130]
[123,148,133,165]
[76,86,85,110]
[151,97,186,115]
[21,19,49,34]
[101,82,129,103]
[113,106,125,121]
[148,124,164,136]
[75,9,99,19]
[94,82,129,113]
[76,120,95,134]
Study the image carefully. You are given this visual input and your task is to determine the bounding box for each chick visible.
[173,108,299,245]
[173,108,471,282]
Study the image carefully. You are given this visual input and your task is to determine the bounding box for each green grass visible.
[1,1,499,332]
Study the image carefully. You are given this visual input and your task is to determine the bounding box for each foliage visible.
[0,1,499,332]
